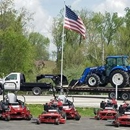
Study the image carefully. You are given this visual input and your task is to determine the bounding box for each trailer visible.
[61,85,130,100]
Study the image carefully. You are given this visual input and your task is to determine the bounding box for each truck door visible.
[4,73,20,90]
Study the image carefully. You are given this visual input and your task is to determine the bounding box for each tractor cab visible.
[105,55,129,76]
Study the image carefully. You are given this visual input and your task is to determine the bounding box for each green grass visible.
[27,104,95,117]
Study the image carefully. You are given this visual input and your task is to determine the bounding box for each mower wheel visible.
[36,119,41,124]
[26,115,32,120]
[115,122,120,127]
[96,115,100,120]
[93,108,97,115]
[5,115,10,121]
[61,112,67,120]
[55,118,60,125]
[75,114,81,120]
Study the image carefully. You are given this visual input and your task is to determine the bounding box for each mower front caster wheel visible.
[75,115,81,120]
[36,119,41,124]
[55,118,60,125]
[26,115,32,120]
[5,115,10,121]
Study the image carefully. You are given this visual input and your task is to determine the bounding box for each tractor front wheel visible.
[110,70,129,88]
[86,74,100,87]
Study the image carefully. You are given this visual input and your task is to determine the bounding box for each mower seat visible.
[7,93,19,105]
[58,95,67,104]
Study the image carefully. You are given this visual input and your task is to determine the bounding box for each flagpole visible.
[60,1,65,94]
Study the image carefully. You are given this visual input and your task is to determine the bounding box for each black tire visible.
[75,114,81,120]
[5,115,10,121]
[36,119,41,124]
[32,87,42,96]
[86,74,100,87]
[26,114,32,120]
[61,112,67,120]
[0,87,3,95]
[115,122,120,127]
[93,108,100,115]
[121,92,130,100]
[55,118,60,125]
[110,70,129,88]
[108,92,115,99]
[96,115,100,120]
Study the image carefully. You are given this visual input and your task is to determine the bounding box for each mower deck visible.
[36,110,66,125]
[113,113,130,127]
[94,107,118,120]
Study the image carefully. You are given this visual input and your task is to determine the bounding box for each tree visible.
[51,6,130,80]
[0,0,35,76]
[28,32,50,61]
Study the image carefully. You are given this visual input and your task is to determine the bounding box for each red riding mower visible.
[94,100,118,120]
[0,92,32,121]
[36,98,66,125]
[112,103,130,127]
[57,95,81,120]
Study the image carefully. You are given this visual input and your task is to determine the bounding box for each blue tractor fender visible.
[79,66,104,84]
[109,66,129,75]
[79,67,91,84]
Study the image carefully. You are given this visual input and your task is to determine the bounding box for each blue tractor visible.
[70,55,130,88]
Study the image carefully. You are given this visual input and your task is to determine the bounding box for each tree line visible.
[52,7,130,82]
[0,0,49,81]
[0,0,130,83]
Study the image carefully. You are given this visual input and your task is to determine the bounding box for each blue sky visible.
[40,0,103,17]
[14,0,130,56]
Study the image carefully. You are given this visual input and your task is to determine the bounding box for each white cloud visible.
[72,0,82,9]
[93,0,130,16]
[13,0,130,58]
[14,0,56,55]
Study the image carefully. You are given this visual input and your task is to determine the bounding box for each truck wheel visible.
[110,70,129,88]
[121,92,130,100]
[108,92,115,99]
[0,87,2,95]
[86,74,100,87]
[32,87,42,96]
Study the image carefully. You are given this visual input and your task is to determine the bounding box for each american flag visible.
[64,5,86,39]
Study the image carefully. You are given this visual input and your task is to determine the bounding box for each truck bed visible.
[20,82,52,91]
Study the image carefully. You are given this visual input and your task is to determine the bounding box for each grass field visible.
[27,104,95,117]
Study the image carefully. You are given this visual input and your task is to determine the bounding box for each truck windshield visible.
[5,74,17,80]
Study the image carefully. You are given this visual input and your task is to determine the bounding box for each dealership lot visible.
[0,117,129,130]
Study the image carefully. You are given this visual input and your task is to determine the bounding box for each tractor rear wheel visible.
[110,70,129,88]
[86,74,100,87]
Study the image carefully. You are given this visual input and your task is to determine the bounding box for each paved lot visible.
[0,117,130,130]
[0,95,130,130]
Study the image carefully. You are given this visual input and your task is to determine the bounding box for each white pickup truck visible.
[0,72,52,96]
